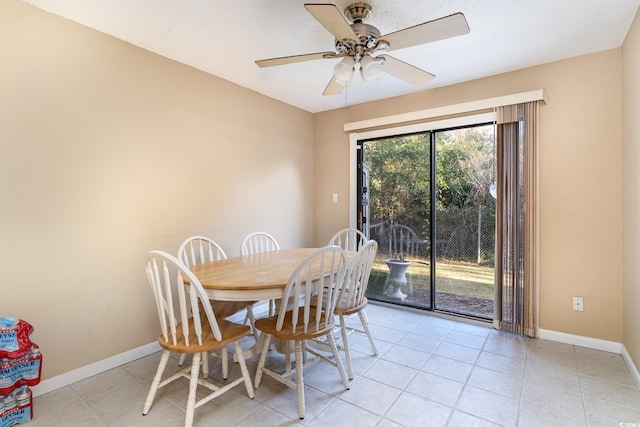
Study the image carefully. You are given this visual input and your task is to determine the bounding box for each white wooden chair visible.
[253,246,350,419]
[177,236,258,366]
[142,250,254,427]
[333,240,379,379]
[386,223,419,258]
[328,228,368,251]
[178,235,257,319]
[178,235,227,266]
[241,231,280,255]
[241,231,280,317]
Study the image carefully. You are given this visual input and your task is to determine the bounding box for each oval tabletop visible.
[189,248,320,301]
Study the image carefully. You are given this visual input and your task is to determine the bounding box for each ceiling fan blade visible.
[322,75,345,96]
[256,51,336,68]
[378,55,435,86]
[382,13,470,52]
[304,3,359,42]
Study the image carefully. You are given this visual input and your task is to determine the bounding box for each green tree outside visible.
[364,125,495,264]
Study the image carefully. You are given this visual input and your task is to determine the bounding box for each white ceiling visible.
[23,0,640,113]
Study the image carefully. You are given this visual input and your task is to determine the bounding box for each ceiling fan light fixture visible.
[360,54,382,82]
[333,56,355,82]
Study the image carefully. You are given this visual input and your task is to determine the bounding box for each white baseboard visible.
[539,328,640,388]
[538,328,623,353]
[30,341,161,398]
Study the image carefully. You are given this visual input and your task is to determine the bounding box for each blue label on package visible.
[0,406,31,427]
[0,331,18,352]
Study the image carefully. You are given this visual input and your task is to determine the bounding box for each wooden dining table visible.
[189,247,321,302]
[188,247,349,359]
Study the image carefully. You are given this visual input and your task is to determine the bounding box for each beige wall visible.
[313,108,354,243]
[315,51,625,344]
[1,1,315,378]
[622,9,640,371]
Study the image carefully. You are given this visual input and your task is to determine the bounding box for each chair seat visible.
[312,293,367,316]
[255,307,336,341]
[334,297,368,317]
[158,317,251,354]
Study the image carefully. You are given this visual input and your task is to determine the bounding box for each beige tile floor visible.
[27,304,640,426]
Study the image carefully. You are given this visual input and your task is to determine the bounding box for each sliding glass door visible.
[433,126,496,319]
[359,132,434,309]
[359,124,496,320]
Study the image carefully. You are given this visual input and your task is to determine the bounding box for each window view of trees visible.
[363,124,496,319]
[365,133,431,257]
[364,125,495,264]
[435,125,496,264]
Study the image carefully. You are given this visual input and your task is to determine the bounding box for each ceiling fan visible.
[255,2,470,96]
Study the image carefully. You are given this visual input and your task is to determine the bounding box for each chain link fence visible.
[435,203,496,266]
[369,200,495,266]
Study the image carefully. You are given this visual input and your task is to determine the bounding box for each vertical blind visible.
[494,102,538,337]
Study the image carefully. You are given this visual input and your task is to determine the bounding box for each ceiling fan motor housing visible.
[335,23,380,55]
[338,2,380,58]
[344,2,372,23]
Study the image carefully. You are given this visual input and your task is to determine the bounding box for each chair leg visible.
[294,340,305,419]
[254,334,272,388]
[221,346,229,380]
[339,315,354,380]
[284,340,291,374]
[142,349,170,415]
[178,353,187,366]
[184,352,201,427]
[202,352,209,378]
[326,333,350,390]
[234,341,255,399]
[358,311,378,355]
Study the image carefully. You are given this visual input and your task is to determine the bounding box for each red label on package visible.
[0,345,42,395]
[0,321,33,359]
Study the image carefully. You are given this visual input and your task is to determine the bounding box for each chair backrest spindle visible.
[178,236,227,267]
[337,240,378,310]
[276,246,348,335]
[241,232,280,255]
[386,224,418,257]
[145,250,222,347]
[328,228,368,251]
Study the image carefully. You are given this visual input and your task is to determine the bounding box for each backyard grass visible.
[371,255,495,300]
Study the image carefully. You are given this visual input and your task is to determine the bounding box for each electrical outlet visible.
[572,296,584,312]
